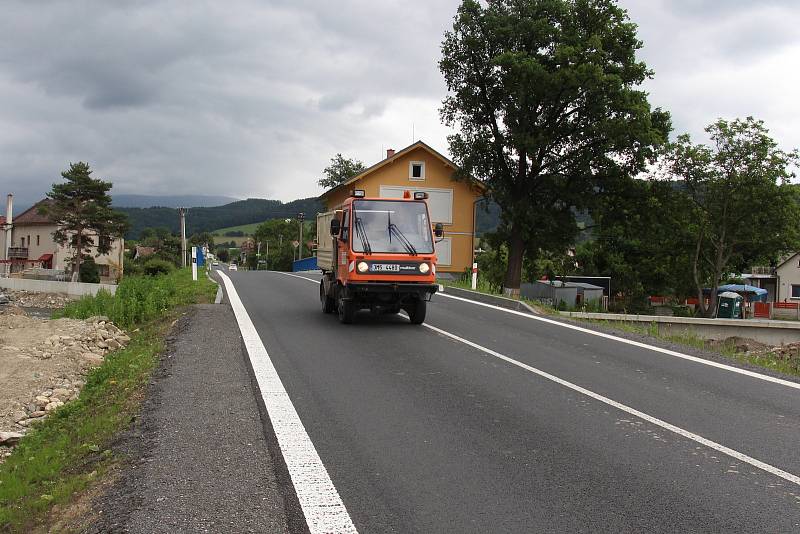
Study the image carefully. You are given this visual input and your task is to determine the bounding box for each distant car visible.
[229,264,238,271]
[212,261,219,266]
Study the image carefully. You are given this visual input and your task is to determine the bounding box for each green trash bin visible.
[716,291,743,319]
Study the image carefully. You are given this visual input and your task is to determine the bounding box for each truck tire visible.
[338,295,356,324]
[320,280,335,314]
[405,298,426,325]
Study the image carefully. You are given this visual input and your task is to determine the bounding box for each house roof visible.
[776,252,799,269]
[318,140,485,202]
[13,199,54,225]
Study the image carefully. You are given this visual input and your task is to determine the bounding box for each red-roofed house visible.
[4,199,124,282]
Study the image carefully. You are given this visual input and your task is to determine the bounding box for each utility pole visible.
[178,207,187,268]
[297,212,305,261]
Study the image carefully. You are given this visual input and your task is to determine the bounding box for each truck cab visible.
[318,190,443,324]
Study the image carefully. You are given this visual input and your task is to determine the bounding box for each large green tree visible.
[664,117,800,317]
[41,162,129,280]
[574,178,695,310]
[317,154,366,190]
[440,0,670,295]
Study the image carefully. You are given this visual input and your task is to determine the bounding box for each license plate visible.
[370,263,400,272]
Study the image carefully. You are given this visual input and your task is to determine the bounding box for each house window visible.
[792,285,800,299]
[98,264,110,278]
[409,161,425,181]
[20,237,25,247]
[36,235,40,246]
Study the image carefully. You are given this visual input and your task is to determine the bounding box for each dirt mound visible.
[0,314,130,462]
[0,289,75,309]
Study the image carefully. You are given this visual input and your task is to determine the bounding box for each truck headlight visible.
[357,261,369,273]
[418,262,430,274]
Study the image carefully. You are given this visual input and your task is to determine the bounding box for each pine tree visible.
[41,162,129,280]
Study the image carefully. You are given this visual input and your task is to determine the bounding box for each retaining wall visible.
[0,278,117,297]
[561,311,800,346]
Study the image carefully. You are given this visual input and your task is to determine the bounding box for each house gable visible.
[318,141,485,273]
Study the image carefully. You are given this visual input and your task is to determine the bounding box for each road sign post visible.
[471,262,478,290]
[191,246,197,281]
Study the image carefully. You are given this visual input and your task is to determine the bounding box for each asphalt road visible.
[219,268,800,533]
[89,304,295,533]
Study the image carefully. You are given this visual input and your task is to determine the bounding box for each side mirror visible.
[434,222,444,238]
[330,218,341,236]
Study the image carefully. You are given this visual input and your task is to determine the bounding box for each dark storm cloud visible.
[0,0,797,208]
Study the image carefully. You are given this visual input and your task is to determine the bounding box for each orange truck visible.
[317,189,443,324]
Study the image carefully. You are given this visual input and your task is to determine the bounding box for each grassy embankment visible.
[582,318,800,378]
[210,221,264,248]
[441,278,800,377]
[0,268,217,532]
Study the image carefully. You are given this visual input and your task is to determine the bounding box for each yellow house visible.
[319,141,485,274]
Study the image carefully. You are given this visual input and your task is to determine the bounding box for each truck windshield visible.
[351,200,434,254]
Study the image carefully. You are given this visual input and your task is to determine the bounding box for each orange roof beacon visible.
[317,189,443,324]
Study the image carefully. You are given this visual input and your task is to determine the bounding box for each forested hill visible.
[120,197,323,239]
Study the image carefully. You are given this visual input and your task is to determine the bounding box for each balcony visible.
[749,266,775,276]
[7,247,28,259]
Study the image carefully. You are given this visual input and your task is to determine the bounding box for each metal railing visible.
[7,247,28,259]
[749,266,775,275]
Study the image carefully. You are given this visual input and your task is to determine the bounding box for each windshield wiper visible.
[354,215,371,254]
[387,214,417,255]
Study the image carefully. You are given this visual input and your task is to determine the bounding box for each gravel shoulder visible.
[87,304,293,533]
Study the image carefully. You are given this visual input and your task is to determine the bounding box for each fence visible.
[750,301,799,320]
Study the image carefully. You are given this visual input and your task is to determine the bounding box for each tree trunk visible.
[74,230,82,282]
[503,226,525,298]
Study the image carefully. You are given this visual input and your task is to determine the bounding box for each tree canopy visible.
[663,117,800,316]
[41,162,128,280]
[317,154,366,190]
[440,0,670,295]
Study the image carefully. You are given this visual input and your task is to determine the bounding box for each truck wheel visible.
[406,298,426,324]
[320,280,335,314]
[338,296,356,324]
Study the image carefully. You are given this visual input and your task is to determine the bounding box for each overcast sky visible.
[1,0,798,208]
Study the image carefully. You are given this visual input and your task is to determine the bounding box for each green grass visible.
[0,268,216,532]
[579,318,800,378]
[54,267,217,328]
[210,221,265,236]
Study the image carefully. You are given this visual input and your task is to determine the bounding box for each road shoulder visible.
[86,304,291,533]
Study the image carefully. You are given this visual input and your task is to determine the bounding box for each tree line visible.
[435,0,798,315]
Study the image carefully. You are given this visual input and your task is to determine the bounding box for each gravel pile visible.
[0,289,75,309]
[0,314,130,462]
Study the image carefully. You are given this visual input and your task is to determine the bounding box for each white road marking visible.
[437,292,800,391]
[281,270,800,486]
[418,320,800,487]
[280,271,321,283]
[218,271,357,534]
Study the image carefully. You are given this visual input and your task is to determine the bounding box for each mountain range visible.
[119,197,323,239]
[111,194,241,208]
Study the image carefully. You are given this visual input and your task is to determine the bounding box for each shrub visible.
[79,256,100,283]
[142,259,175,276]
[57,268,215,328]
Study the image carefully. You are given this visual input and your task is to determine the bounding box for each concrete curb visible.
[560,311,800,345]
[204,268,223,304]
[440,286,540,315]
